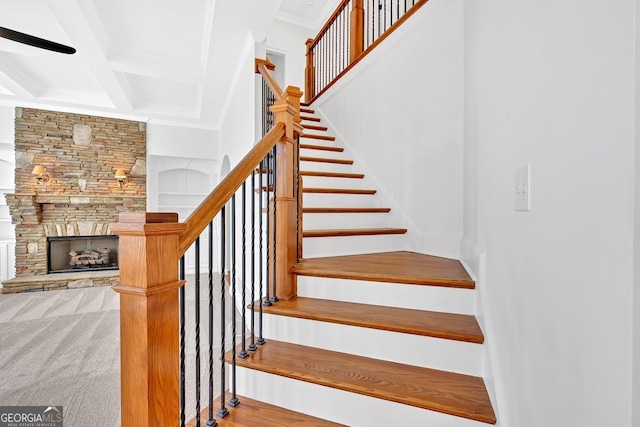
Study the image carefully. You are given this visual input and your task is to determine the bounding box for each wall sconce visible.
[32,165,51,184]
[114,169,128,187]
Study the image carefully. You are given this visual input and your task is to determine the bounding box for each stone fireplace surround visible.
[2,107,146,293]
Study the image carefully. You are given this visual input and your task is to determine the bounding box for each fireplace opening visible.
[47,235,119,274]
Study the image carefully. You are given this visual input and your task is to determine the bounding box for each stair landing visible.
[293,251,475,289]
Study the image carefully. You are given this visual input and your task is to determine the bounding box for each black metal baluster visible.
[296,134,301,262]
[365,0,368,48]
[239,182,249,359]
[262,80,266,137]
[264,153,272,307]
[249,170,258,352]
[194,238,202,427]
[332,20,336,81]
[257,161,266,346]
[320,35,324,92]
[217,207,229,419]
[315,43,319,97]
[371,0,375,45]
[179,256,186,427]
[342,7,346,70]
[229,195,240,408]
[206,222,217,427]
[378,0,382,38]
[271,147,278,303]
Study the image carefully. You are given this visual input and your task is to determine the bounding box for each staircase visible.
[219,107,497,426]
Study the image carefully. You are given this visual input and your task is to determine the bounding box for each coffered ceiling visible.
[0,0,336,129]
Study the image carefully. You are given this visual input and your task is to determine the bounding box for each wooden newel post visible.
[305,38,315,103]
[350,0,364,63]
[111,212,186,427]
[270,87,303,300]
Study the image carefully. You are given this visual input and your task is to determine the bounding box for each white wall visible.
[634,0,640,423]
[463,1,635,426]
[265,19,315,91]
[219,34,258,169]
[312,0,464,258]
[147,123,219,160]
[0,105,15,282]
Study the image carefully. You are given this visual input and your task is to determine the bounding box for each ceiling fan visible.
[0,26,76,54]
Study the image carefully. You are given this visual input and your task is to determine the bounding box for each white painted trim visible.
[216,32,256,130]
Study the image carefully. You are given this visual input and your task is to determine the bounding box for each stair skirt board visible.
[297,276,475,315]
[234,368,493,427]
[302,233,406,257]
[255,313,483,376]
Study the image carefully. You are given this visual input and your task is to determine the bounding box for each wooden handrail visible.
[256,59,284,101]
[178,123,285,255]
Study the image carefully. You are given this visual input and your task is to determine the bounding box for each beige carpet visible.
[0,276,232,427]
[0,286,121,426]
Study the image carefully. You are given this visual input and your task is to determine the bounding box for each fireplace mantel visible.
[6,192,144,205]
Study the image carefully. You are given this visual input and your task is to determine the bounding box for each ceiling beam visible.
[0,54,39,98]
[44,0,135,111]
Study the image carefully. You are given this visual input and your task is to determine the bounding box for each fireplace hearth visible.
[48,235,119,274]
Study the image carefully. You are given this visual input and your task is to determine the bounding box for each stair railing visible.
[111,59,302,427]
[305,0,430,103]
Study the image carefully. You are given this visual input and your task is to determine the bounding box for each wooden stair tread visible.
[254,297,484,343]
[301,133,336,141]
[293,251,475,289]
[228,340,496,424]
[187,393,345,426]
[300,156,353,165]
[303,228,407,238]
[303,187,376,195]
[300,171,364,179]
[302,123,328,131]
[301,115,321,122]
[304,207,390,213]
[300,143,343,152]
[301,107,315,114]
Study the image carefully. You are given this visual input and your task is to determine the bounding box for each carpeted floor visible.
[0,277,231,426]
[0,286,121,426]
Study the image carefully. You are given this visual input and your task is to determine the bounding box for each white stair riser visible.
[303,233,406,257]
[302,175,365,189]
[297,275,475,315]
[303,212,391,230]
[235,368,491,427]
[300,160,354,173]
[300,147,346,160]
[303,192,379,208]
[257,313,483,376]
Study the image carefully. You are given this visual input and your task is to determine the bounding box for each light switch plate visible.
[515,164,530,211]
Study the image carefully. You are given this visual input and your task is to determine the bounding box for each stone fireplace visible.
[2,107,146,293]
